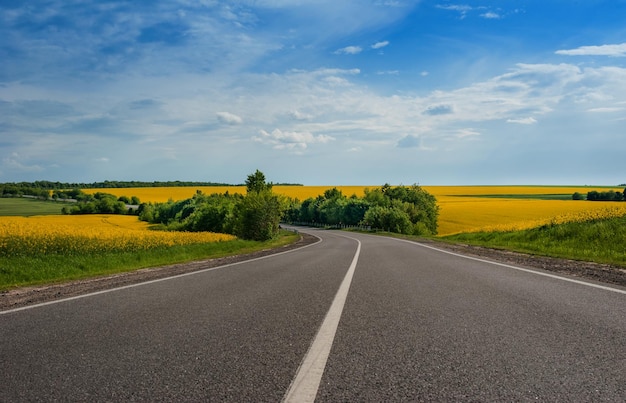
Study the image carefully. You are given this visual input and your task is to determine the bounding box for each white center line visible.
[283,237,361,403]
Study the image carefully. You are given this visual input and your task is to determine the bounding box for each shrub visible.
[233,190,283,241]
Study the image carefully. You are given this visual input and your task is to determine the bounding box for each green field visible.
[0,197,66,216]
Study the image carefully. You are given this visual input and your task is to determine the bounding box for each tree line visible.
[138,171,440,240]
[60,190,142,215]
[282,184,439,235]
[3,171,440,241]
[0,183,143,214]
[0,180,303,190]
[572,188,626,201]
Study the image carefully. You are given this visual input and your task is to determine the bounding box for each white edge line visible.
[391,237,626,295]
[0,233,323,315]
[283,235,361,403]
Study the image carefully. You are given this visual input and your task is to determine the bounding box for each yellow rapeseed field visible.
[82,186,369,203]
[83,185,626,236]
[427,186,626,235]
[436,198,626,235]
[0,215,235,257]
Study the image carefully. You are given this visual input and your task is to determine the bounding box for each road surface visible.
[1,228,625,401]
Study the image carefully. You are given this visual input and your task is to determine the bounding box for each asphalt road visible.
[1,229,625,401]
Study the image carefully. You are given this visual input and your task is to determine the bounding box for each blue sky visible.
[1,0,626,185]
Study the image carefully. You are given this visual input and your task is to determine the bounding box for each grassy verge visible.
[0,197,67,216]
[441,215,626,267]
[0,231,299,291]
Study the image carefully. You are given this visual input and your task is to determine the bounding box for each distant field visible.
[83,185,626,235]
[6,186,622,236]
[0,198,65,216]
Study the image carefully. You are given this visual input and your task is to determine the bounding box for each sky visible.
[1,0,626,186]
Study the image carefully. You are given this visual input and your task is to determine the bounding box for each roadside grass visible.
[0,231,299,290]
[0,197,66,216]
[441,215,626,267]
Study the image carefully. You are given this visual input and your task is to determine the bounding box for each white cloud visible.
[556,43,626,57]
[335,46,363,55]
[290,110,313,120]
[437,5,472,12]
[372,41,390,49]
[324,76,351,86]
[436,4,472,18]
[254,129,334,152]
[507,117,537,124]
[586,107,625,114]
[2,154,43,173]
[216,111,243,125]
[456,128,480,138]
[480,12,500,19]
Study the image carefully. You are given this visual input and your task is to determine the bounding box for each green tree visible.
[245,169,272,193]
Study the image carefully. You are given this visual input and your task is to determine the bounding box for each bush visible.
[233,190,283,241]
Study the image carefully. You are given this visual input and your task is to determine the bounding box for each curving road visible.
[1,228,625,401]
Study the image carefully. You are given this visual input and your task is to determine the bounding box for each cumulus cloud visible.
[507,117,537,124]
[254,129,334,152]
[372,41,390,49]
[216,111,243,125]
[335,46,363,55]
[556,43,626,57]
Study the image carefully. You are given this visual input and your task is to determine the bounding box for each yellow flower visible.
[0,215,235,257]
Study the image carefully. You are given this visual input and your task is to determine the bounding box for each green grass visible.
[0,231,300,290]
[0,197,67,216]
[442,216,626,267]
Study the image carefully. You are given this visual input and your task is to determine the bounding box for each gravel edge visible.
[418,238,626,288]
